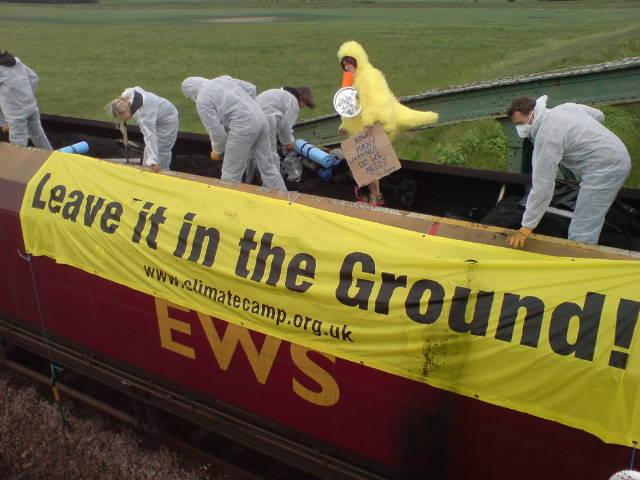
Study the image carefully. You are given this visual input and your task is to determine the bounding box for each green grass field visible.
[2,0,640,184]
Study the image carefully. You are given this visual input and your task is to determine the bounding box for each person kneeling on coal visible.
[506,95,631,248]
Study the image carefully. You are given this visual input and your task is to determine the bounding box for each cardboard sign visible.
[341,124,401,187]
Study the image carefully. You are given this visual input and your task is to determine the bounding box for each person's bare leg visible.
[368,180,383,204]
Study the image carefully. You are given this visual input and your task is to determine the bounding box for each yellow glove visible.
[210,150,222,161]
[507,227,533,248]
[1,125,8,134]
[285,143,295,153]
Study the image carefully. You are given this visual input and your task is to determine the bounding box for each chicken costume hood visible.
[337,41,438,139]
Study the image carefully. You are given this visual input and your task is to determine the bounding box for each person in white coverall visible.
[181,76,286,191]
[108,86,179,172]
[0,51,52,149]
[506,95,631,247]
[246,86,315,182]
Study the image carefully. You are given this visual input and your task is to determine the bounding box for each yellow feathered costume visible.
[338,41,438,140]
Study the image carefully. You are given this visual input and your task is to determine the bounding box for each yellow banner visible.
[20,151,640,445]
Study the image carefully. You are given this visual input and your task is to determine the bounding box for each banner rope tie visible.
[17,249,72,432]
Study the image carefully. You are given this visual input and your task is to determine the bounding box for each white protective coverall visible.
[0,53,52,149]
[233,78,257,100]
[248,88,300,181]
[181,76,286,191]
[523,95,631,244]
[121,86,179,171]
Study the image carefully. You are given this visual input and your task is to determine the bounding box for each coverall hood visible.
[531,95,549,140]
[181,77,208,101]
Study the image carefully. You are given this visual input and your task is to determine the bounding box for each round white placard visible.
[333,87,361,118]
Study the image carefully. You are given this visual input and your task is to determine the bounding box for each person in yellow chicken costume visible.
[337,41,439,205]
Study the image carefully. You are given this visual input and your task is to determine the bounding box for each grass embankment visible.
[1,0,639,183]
